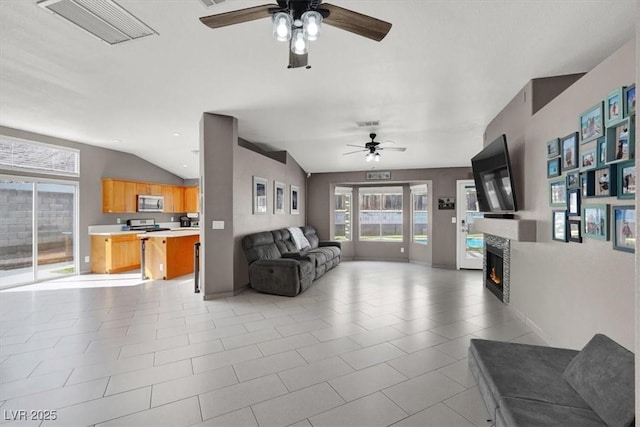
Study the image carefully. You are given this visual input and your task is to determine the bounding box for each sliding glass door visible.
[0,177,77,289]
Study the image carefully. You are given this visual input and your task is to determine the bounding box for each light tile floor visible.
[0,261,546,427]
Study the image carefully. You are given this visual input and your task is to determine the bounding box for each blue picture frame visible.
[547,158,561,178]
[605,87,624,126]
[618,160,636,200]
[612,205,635,253]
[624,84,636,117]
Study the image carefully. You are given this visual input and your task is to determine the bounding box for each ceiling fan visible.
[343,133,407,162]
[199,0,392,69]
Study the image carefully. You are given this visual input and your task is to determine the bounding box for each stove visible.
[126,218,170,233]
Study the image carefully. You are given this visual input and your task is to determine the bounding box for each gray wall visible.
[0,126,186,273]
[199,113,307,299]
[307,167,472,268]
[635,6,639,420]
[485,39,636,351]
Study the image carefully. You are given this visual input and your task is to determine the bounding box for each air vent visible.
[356,120,381,127]
[199,0,225,7]
[37,0,157,45]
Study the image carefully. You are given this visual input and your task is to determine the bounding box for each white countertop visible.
[90,227,200,237]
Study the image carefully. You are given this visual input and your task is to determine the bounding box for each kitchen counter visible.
[136,229,200,238]
[139,230,200,280]
[90,228,200,236]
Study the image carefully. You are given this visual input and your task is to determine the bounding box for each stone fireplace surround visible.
[483,234,510,303]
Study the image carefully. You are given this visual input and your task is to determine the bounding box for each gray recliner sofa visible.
[241,226,341,296]
[469,334,634,427]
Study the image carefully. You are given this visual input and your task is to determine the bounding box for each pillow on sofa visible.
[288,227,310,251]
[562,334,634,427]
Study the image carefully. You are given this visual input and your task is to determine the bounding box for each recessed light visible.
[172,132,181,137]
[183,164,188,167]
[112,139,120,143]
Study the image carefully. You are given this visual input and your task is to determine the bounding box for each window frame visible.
[410,184,429,245]
[334,186,353,241]
[358,186,404,242]
[0,136,80,177]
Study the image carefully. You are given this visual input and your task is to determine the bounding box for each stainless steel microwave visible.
[137,195,164,212]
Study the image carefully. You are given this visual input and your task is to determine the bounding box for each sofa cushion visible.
[242,232,281,264]
[499,397,606,427]
[301,226,319,249]
[272,229,297,254]
[562,334,635,427]
[469,339,589,410]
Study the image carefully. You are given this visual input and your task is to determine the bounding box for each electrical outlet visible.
[84,256,90,263]
[400,247,404,253]
[116,218,121,224]
[159,263,164,272]
[171,217,174,222]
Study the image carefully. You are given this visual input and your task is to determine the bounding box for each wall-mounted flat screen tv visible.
[471,134,518,217]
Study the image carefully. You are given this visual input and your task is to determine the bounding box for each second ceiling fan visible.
[199,0,392,68]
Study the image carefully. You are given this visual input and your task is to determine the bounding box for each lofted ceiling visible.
[0,0,636,179]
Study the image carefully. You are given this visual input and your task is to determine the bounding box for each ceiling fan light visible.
[302,11,322,41]
[272,12,292,41]
[365,152,373,162]
[374,152,381,162]
[291,28,307,55]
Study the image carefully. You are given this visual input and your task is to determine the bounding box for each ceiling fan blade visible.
[345,144,365,148]
[342,149,366,155]
[200,4,275,29]
[320,3,392,42]
[288,51,308,69]
[378,147,407,151]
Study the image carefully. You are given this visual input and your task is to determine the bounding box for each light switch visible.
[212,220,225,229]
[451,217,457,224]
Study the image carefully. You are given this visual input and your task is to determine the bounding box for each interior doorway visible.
[456,179,483,270]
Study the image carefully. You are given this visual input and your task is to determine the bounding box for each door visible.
[0,176,78,289]
[456,180,484,270]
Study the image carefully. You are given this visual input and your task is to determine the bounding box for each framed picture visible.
[580,148,596,171]
[605,87,624,126]
[290,184,300,214]
[252,176,268,214]
[438,197,455,210]
[605,117,634,164]
[612,205,635,253]
[593,167,612,197]
[582,204,609,240]
[547,158,561,178]
[566,171,580,189]
[549,178,567,207]
[365,171,391,180]
[568,219,582,243]
[624,84,636,117]
[567,188,581,216]
[552,210,567,242]
[579,102,604,143]
[274,181,286,214]
[560,132,579,171]
[546,138,560,158]
[618,161,636,199]
[596,137,607,167]
[580,172,588,197]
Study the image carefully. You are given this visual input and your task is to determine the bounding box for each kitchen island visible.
[139,229,200,280]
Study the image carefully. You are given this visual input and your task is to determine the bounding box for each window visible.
[411,184,428,245]
[359,186,403,241]
[0,136,79,176]
[334,187,352,241]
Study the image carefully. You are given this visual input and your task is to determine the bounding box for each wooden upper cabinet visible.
[102,178,190,214]
[184,187,199,212]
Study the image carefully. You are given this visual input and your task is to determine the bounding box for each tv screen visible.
[471,134,518,215]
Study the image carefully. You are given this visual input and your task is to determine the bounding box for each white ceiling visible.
[0,0,636,179]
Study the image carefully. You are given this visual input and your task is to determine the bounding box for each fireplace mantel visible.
[472,218,537,242]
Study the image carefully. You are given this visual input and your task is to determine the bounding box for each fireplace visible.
[486,244,504,301]
[483,234,510,303]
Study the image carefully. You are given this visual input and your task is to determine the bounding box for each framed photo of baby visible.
[561,132,578,171]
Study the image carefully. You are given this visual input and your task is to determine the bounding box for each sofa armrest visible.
[281,251,309,260]
[248,258,307,297]
[319,240,341,250]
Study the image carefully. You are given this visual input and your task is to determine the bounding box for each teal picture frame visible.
[546,138,560,158]
[618,160,636,200]
[596,137,607,167]
[579,102,604,143]
[561,132,579,171]
[612,205,635,253]
[623,84,636,117]
[605,87,624,126]
[547,158,561,178]
[582,203,609,241]
[549,178,567,207]
[605,116,635,164]
[580,147,596,171]
[552,210,568,242]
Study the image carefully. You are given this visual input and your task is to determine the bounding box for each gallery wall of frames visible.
[547,83,636,252]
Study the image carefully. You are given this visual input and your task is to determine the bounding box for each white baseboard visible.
[507,303,552,345]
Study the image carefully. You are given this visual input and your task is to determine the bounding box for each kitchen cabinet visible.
[184,187,199,212]
[141,231,199,280]
[102,178,189,214]
[91,234,140,273]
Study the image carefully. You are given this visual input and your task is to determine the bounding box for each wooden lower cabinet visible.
[91,234,141,273]
[143,234,199,280]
